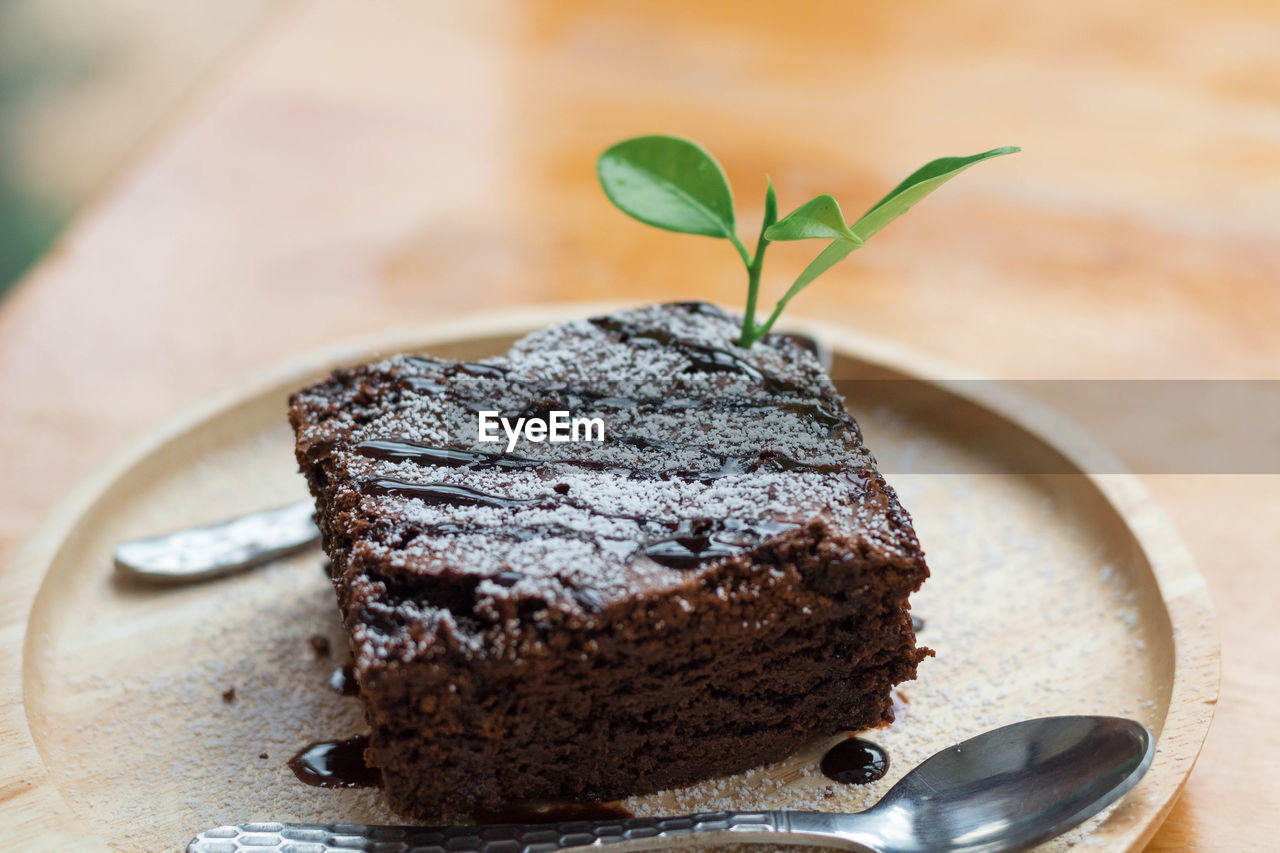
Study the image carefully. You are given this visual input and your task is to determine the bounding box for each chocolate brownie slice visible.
[288,302,930,820]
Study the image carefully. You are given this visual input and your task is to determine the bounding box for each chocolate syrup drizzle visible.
[360,458,809,570]
[360,468,803,571]
[640,518,798,569]
[406,355,511,379]
[357,440,541,470]
[362,479,547,510]
[355,438,850,482]
[356,309,865,572]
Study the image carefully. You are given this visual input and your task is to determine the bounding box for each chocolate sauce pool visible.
[819,737,890,784]
[288,735,382,789]
[289,732,889,793]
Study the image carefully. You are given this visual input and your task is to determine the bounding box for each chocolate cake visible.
[288,302,930,820]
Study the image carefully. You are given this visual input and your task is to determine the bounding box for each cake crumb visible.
[308,635,332,657]
[221,687,236,704]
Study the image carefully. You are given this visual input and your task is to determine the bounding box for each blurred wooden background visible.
[0,0,295,291]
[1,1,1278,849]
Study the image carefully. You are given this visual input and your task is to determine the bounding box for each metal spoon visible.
[187,715,1153,852]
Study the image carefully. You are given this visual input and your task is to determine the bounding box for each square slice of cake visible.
[288,301,930,820]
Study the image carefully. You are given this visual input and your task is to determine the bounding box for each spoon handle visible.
[186,811,875,852]
[114,500,319,583]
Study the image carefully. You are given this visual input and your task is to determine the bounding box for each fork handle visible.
[114,500,319,583]
[186,810,877,852]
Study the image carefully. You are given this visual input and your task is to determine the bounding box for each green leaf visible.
[598,135,737,239]
[764,194,864,244]
[747,145,1019,343]
[782,239,859,305]
[851,146,1020,240]
[761,176,778,234]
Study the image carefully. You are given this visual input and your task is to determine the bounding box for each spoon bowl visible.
[848,715,1155,852]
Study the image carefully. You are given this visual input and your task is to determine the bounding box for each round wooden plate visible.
[1,305,1218,852]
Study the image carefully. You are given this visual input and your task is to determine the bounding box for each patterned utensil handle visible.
[187,811,797,852]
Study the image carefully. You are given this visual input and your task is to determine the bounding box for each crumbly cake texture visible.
[288,301,930,820]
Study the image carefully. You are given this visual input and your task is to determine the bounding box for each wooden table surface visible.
[2,1,1276,849]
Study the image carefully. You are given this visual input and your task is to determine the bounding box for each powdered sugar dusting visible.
[291,303,920,672]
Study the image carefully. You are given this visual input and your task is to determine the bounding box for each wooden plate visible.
[1,304,1218,852]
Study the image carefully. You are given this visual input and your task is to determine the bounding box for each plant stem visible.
[738,178,778,348]
[752,296,790,341]
[740,235,769,347]
[728,230,759,346]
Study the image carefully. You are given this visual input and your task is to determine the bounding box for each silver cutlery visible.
[187,715,1153,853]
[114,500,319,583]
